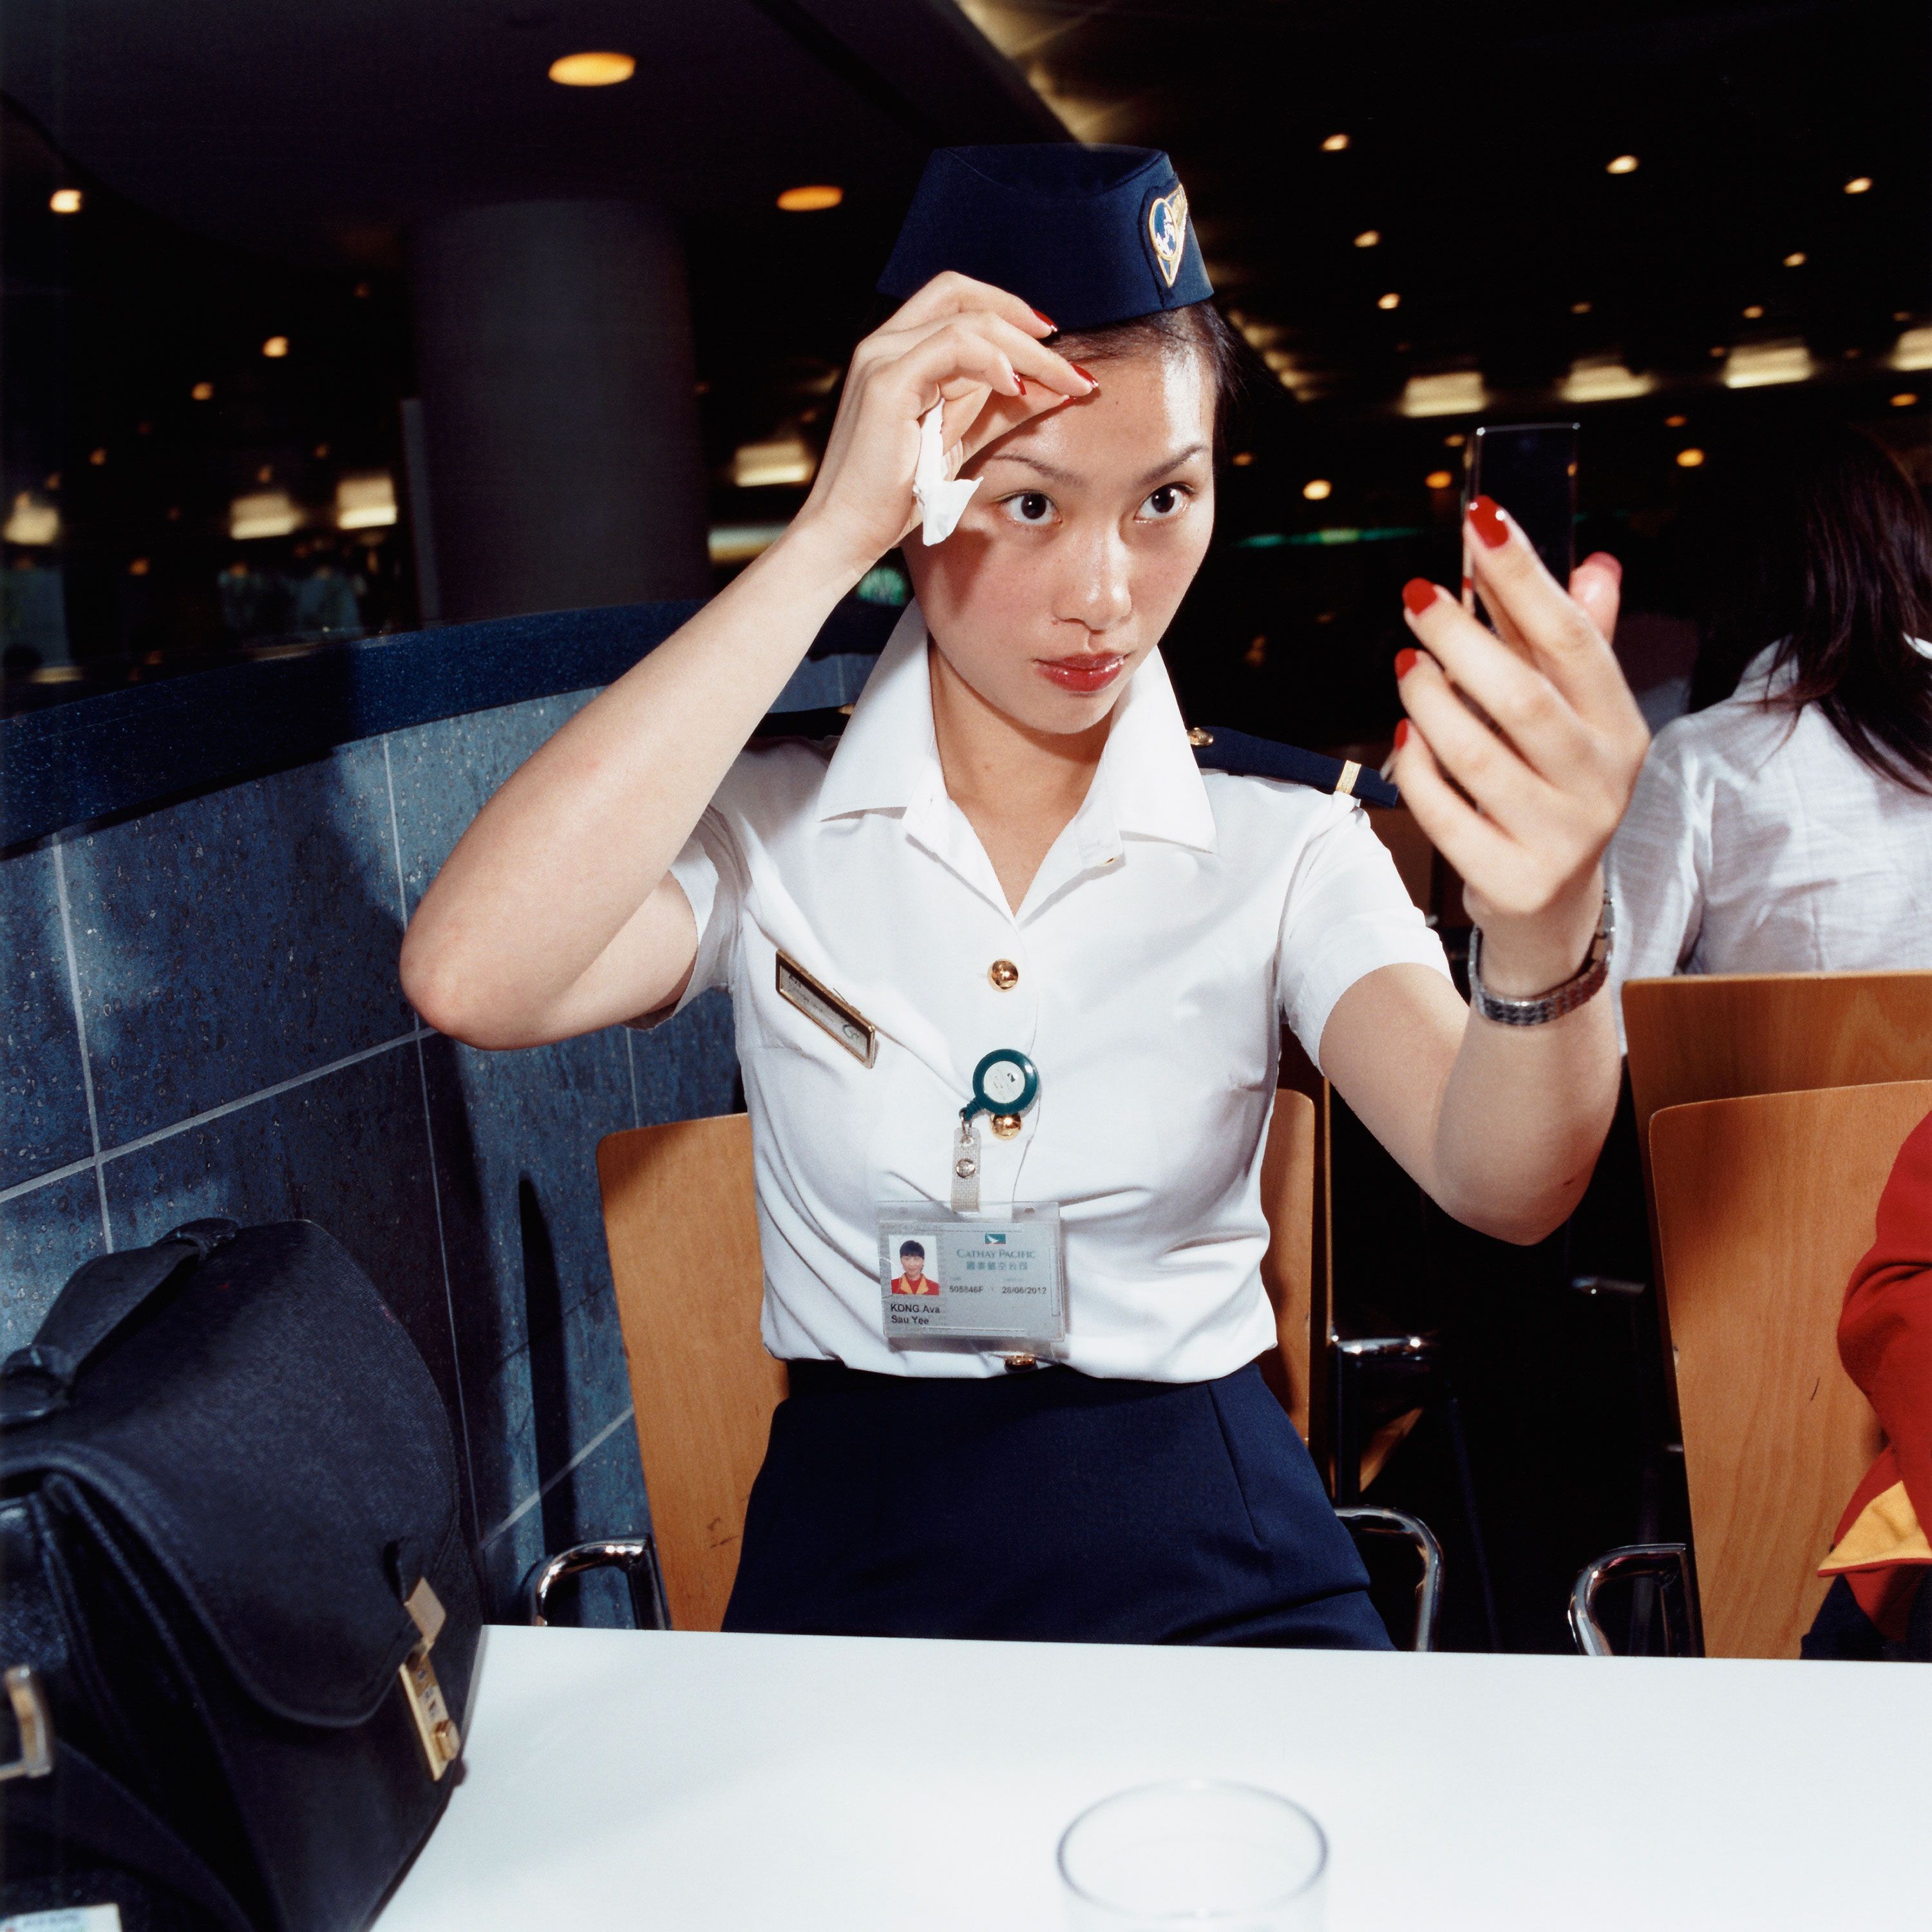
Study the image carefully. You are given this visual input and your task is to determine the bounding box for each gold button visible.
[990,1112,1023,1139]
[988,959,1019,991]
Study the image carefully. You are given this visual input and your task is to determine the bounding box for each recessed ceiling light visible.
[1896,311,1913,323]
[191,381,214,401]
[1893,393,1920,408]
[1742,305,1765,320]
[777,185,844,213]
[261,336,289,358]
[1606,154,1638,175]
[1303,478,1332,500]
[49,188,82,214]
[1783,251,1807,267]
[1376,292,1400,310]
[128,558,149,577]
[1571,301,1593,314]
[1444,433,1465,448]
[1676,448,1705,468]
[354,281,372,299]
[1321,133,1349,152]
[548,51,635,85]
[1665,413,1688,428]
[1844,176,1873,194]
[1710,345,1727,357]
[1425,469,1454,489]
[88,448,107,466]
[1354,229,1380,248]
[1231,451,1255,466]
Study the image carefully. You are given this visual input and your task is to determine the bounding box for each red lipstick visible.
[1037,653,1125,694]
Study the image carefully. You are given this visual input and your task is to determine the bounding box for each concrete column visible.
[408,200,709,621]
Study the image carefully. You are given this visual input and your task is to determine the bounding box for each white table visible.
[379,1625,1931,1930]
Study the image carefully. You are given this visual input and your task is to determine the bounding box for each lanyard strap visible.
[951,1114,981,1213]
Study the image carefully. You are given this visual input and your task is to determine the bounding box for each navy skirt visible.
[722,1358,1392,1649]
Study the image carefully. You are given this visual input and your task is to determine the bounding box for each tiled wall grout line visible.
[481,1402,636,1548]
[50,840,111,1251]
[383,734,482,1539]
[0,1027,431,1208]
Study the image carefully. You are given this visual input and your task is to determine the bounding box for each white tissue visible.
[912,401,978,545]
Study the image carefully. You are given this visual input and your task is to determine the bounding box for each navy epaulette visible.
[748,708,1399,810]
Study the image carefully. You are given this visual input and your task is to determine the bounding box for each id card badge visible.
[877,1201,1066,1359]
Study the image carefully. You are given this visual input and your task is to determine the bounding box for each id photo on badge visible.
[891,1237,939,1296]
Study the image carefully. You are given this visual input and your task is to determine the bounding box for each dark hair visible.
[898,1240,925,1260]
[1688,422,1932,791]
[1046,301,1253,457]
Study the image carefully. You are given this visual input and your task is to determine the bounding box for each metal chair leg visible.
[1338,1506,1444,1651]
[1569,1542,1701,1656]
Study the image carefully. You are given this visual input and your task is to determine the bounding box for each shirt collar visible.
[817,600,1217,854]
[1736,636,1932,703]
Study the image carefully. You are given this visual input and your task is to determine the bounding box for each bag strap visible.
[0,1218,238,1429]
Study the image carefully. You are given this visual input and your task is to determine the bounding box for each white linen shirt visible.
[1606,640,1932,1046]
[658,603,1450,1380]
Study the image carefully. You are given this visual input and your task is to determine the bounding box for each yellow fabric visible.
[1819,1479,1932,1575]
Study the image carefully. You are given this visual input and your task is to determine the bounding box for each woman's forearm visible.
[1427,991,1621,1245]
[399,521,863,1043]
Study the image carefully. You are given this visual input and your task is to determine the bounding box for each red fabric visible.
[1832,1105,1932,1636]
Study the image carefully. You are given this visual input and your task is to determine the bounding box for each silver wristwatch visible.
[1466,893,1615,1027]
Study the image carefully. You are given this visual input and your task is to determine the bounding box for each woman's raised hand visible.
[790,272,1095,581]
[1392,497,1651,994]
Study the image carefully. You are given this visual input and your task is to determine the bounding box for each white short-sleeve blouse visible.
[654,604,1450,1380]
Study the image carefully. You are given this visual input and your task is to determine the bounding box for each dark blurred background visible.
[3,0,1924,743]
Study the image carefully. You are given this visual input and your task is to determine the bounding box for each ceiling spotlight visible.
[1231,451,1255,466]
[1741,305,1765,320]
[548,51,635,85]
[1897,311,1913,323]
[1321,133,1349,152]
[777,185,844,212]
[1377,292,1401,310]
[1303,478,1332,500]
[191,381,214,401]
[88,448,107,467]
[1425,469,1454,489]
[1709,345,1727,358]
[1443,433,1465,448]
[1893,393,1921,408]
[1353,229,1380,248]
[49,188,82,214]
[1606,154,1639,175]
[261,336,289,359]
[1783,251,1807,267]
[1665,413,1688,428]
[1571,301,1593,314]
[1844,176,1872,194]
[1676,448,1705,468]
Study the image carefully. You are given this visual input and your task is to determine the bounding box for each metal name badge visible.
[877,1202,1066,1356]
[775,951,877,1066]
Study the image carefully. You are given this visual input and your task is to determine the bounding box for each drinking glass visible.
[1056,1779,1327,1931]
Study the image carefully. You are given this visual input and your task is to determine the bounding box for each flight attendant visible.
[401,144,1649,1647]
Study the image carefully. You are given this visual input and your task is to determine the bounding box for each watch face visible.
[982,1060,1027,1106]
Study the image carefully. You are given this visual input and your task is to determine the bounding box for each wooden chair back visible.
[598,1093,1322,1631]
[1647,1078,1932,1658]
[596,1115,786,1634]
[1624,971,1932,1196]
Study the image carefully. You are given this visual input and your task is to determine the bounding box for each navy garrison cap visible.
[876,144,1213,332]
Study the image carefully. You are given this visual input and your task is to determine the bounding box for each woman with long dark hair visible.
[1609,421,1932,1008]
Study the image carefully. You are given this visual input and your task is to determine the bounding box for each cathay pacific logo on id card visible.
[983,1232,1007,1244]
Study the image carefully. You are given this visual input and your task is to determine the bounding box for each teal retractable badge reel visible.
[877,1049,1068,1361]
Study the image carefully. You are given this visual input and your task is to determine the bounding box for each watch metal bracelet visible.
[1467,893,1615,1028]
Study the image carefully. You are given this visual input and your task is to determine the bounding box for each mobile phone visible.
[1463,422,1578,623]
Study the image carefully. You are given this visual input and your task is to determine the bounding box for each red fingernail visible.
[1401,578,1437,616]
[1032,308,1057,330]
[1070,363,1099,390]
[1470,495,1510,549]
[1394,719,1412,750]
[1395,647,1418,679]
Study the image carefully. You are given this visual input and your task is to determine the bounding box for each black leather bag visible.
[0,1217,482,1932]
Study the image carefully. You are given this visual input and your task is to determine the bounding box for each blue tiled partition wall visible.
[0,626,879,1620]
